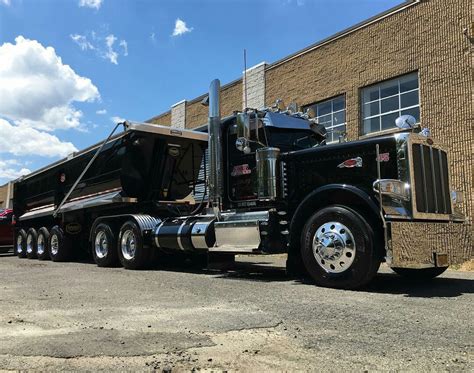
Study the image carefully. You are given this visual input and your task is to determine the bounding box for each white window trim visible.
[361,73,420,135]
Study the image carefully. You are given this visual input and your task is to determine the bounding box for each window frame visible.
[304,94,347,144]
[360,71,420,136]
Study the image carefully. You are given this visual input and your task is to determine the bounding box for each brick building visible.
[148,0,472,260]
[0,182,13,209]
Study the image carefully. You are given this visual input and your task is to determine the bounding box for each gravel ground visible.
[0,252,472,372]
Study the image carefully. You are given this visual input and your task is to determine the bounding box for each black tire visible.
[301,205,381,289]
[48,226,72,262]
[118,220,150,270]
[92,223,119,267]
[391,266,448,280]
[37,227,50,261]
[15,229,27,258]
[26,228,38,259]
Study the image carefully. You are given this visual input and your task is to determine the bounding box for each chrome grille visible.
[412,144,451,214]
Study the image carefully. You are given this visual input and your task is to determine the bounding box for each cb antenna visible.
[243,49,248,109]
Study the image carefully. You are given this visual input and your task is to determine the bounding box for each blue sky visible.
[0,0,402,184]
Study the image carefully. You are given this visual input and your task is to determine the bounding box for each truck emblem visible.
[231,164,251,177]
[338,157,362,168]
[377,152,390,162]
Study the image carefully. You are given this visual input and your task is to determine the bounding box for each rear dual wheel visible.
[37,227,50,260]
[49,226,72,262]
[91,220,152,269]
[26,228,38,259]
[92,223,119,267]
[16,229,27,258]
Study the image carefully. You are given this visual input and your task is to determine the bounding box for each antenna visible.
[243,49,248,109]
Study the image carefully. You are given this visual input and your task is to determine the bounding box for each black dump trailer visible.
[12,79,467,289]
[13,122,208,265]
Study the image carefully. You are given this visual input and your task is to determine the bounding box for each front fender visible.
[289,184,381,248]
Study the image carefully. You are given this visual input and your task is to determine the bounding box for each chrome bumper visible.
[387,221,471,268]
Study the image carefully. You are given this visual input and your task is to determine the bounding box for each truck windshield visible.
[266,127,319,152]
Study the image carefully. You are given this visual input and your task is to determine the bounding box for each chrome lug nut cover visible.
[312,221,356,273]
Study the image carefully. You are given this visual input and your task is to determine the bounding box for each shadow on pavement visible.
[4,253,472,298]
[364,272,474,298]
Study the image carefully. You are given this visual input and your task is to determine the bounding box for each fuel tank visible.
[13,124,207,216]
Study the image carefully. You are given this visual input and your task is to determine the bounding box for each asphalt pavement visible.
[0,252,472,371]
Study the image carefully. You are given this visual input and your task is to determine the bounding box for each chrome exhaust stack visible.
[208,79,223,217]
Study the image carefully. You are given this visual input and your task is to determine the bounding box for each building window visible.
[306,95,346,143]
[361,72,419,135]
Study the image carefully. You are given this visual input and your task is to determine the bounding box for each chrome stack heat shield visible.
[208,79,223,214]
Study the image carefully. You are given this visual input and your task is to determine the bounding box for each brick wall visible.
[265,0,472,261]
[147,0,473,260]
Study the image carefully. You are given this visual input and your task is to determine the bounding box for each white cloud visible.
[71,32,127,65]
[0,119,77,158]
[0,0,11,6]
[111,116,126,124]
[119,40,128,56]
[79,0,102,10]
[70,34,95,51]
[0,36,100,131]
[96,109,107,115]
[172,18,193,37]
[0,159,31,182]
[104,34,118,64]
[150,32,156,44]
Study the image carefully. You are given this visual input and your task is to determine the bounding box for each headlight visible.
[451,190,464,205]
[373,179,410,201]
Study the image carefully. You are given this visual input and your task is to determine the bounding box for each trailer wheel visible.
[26,228,38,259]
[37,227,50,260]
[92,223,119,267]
[49,226,72,262]
[118,221,150,270]
[16,229,27,258]
[391,267,448,280]
[301,205,381,289]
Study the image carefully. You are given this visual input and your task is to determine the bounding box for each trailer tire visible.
[92,223,119,267]
[301,205,381,289]
[49,226,72,262]
[37,227,50,260]
[26,228,38,259]
[16,229,27,258]
[118,220,150,270]
[391,266,448,280]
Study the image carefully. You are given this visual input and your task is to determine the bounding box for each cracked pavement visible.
[0,253,472,371]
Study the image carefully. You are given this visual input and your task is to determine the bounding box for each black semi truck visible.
[12,79,466,289]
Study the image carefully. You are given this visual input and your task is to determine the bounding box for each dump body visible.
[13,122,208,218]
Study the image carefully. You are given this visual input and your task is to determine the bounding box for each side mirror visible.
[236,137,251,154]
[395,115,417,129]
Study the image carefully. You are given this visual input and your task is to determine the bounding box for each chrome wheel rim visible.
[16,235,23,254]
[95,231,108,259]
[312,221,356,273]
[121,230,136,260]
[50,234,59,256]
[26,234,33,254]
[37,235,45,255]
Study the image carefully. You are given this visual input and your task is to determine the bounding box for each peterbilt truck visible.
[12,79,466,289]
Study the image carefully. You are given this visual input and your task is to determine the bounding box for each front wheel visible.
[301,205,381,289]
[391,267,448,280]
